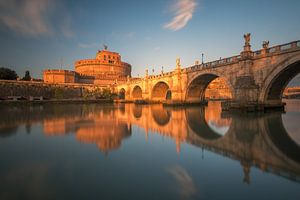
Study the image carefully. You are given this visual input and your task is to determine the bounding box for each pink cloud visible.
[164,0,197,31]
[0,0,73,37]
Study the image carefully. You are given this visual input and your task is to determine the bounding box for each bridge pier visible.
[221,101,285,112]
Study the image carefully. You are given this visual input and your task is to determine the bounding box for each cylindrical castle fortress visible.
[75,50,131,78]
[43,48,131,85]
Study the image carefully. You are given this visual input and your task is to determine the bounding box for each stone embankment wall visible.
[0,80,108,99]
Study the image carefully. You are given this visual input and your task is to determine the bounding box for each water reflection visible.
[205,101,231,136]
[283,99,300,146]
[0,102,300,184]
[166,165,197,199]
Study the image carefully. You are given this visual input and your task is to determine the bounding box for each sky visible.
[0,0,300,82]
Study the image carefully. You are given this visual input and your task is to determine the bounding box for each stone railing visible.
[263,40,300,55]
[186,40,300,72]
[123,40,300,84]
[185,54,241,72]
[148,71,175,80]
[127,78,143,84]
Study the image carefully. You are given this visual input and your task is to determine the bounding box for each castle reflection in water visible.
[0,102,299,184]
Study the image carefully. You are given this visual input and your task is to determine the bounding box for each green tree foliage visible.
[0,67,18,80]
[22,70,31,81]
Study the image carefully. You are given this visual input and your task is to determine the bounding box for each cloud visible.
[166,165,197,198]
[164,0,197,31]
[0,0,52,36]
[0,0,74,37]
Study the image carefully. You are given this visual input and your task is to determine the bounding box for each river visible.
[0,100,299,200]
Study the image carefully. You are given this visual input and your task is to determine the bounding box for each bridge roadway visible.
[115,34,300,111]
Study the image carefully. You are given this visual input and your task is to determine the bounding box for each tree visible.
[22,70,31,81]
[0,67,18,80]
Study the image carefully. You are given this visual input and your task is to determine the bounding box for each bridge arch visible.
[185,105,231,140]
[259,55,300,103]
[261,113,300,164]
[119,88,126,100]
[151,105,171,126]
[131,85,143,100]
[132,105,142,119]
[151,81,171,101]
[185,71,234,102]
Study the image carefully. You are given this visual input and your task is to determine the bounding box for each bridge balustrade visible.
[122,40,300,92]
[254,50,262,55]
[280,43,293,51]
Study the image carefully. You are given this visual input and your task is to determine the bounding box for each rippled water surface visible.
[0,100,299,200]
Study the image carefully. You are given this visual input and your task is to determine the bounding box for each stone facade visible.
[43,48,131,86]
[43,70,77,84]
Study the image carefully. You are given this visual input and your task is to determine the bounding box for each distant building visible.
[283,87,300,99]
[43,48,131,86]
[205,77,232,100]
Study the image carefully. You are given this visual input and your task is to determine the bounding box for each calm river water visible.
[0,100,299,200]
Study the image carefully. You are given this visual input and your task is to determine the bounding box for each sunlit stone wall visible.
[43,70,77,84]
[0,80,106,99]
[43,49,131,85]
[205,77,232,100]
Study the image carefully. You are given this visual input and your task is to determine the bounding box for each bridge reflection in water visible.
[0,102,299,184]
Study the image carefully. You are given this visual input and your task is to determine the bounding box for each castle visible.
[43,47,131,86]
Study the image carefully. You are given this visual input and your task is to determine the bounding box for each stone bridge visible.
[116,34,300,110]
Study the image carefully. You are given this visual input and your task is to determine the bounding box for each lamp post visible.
[201,53,204,64]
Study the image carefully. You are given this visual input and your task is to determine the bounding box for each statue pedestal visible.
[244,44,251,52]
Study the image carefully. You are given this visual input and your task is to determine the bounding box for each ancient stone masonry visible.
[0,80,106,99]
[43,47,131,86]
[205,78,232,100]
[3,34,299,107]
[116,35,300,111]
